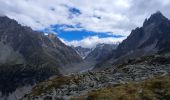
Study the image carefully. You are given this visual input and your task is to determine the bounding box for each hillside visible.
[0,16,82,99]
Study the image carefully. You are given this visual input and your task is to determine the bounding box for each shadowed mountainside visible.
[0,16,82,98]
[96,11,170,70]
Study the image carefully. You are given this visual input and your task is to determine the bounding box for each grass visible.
[71,75,170,100]
[27,74,84,97]
[30,76,70,96]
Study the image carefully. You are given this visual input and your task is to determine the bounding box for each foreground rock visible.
[73,75,170,100]
[22,53,170,100]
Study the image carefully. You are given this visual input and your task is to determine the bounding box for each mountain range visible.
[21,11,170,100]
[1,11,170,100]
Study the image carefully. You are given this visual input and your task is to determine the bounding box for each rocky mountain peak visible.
[143,11,168,26]
[0,16,19,27]
[96,12,170,69]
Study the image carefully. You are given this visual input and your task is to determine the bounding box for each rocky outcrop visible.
[22,53,170,100]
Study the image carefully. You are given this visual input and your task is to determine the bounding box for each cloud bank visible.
[60,36,126,48]
[0,0,170,48]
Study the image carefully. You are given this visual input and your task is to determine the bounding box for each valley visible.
[0,8,170,100]
[21,11,170,100]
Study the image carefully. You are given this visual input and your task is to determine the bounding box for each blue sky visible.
[42,23,126,48]
[57,31,124,41]
[42,7,125,44]
[43,24,124,41]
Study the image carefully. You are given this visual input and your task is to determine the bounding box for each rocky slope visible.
[0,16,82,99]
[22,53,170,100]
[73,75,170,100]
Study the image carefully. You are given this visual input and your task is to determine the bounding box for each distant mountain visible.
[68,44,118,73]
[0,16,82,99]
[85,43,118,68]
[72,46,93,59]
[97,11,170,69]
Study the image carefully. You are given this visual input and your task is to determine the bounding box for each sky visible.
[0,0,170,48]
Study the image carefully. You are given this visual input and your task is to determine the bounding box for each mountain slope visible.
[116,11,170,57]
[85,44,117,62]
[0,16,82,98]
[85,43,118,70]
[72,46,92,59]
[98,11,170,68]
[22,53,170,100]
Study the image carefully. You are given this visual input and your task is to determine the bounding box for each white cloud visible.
[0,0,170,47]
[60,36,126,48]
[1,0,170,36]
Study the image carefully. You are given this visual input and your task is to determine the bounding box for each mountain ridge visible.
[0,16,82,99]
[96,11,170,69]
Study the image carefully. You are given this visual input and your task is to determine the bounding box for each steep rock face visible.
[0,16,82,96]
[98,11,170,68]
[116,12,170,57]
